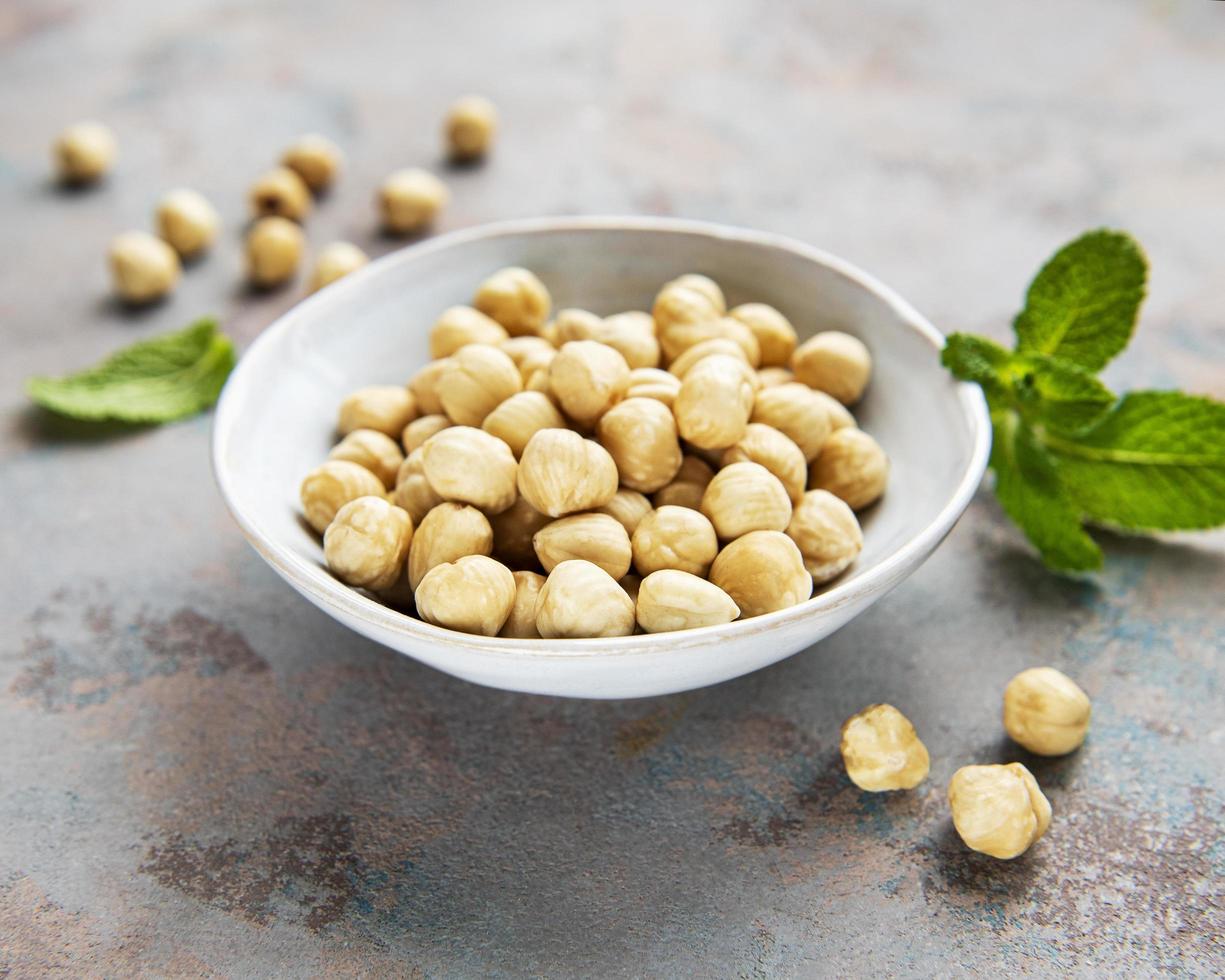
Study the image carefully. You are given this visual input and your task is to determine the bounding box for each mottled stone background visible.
[1,0,1223,976]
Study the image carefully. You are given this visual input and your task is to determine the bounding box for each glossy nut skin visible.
[700,462,792,539]
[808,428,888,510]
[415,554,515,636]
[721,423,807,503]
[596,397,683,493]
[474,267,551,337]
[948,763,1052,860]
[636,570,740,633]
[839,704,930,792]
[709,530,812,618]
[439,344,522,426]
[481,391,567,458]
[595,489,654,536]
[674,354,755,450]
[420,426,518,514]
[750,383,833,461]
[391,448,443,525]
[155,189,220,258]
[549,340,630,427]
[245,216,304,288]
[429,305,508,359]
[407,502,493,590]
[249,166,312,221]
[300,460,386,534]
[622,368,681,407]
[323,496,413,591]
[281,133,343,193]
[792,330,872,405]
[631,505,719,577]
[786,490,863,584]
[729,303,797,368]
[328,428,405,488]
[401,414,453,454]
[534,560,635,639]
[308,241,368,293]
[108,231,180,304]
[532,513,632,580]
[500,570,545,638]
[379,168,448,234]
[338,385,418,438]
[408,359,450,416]
[488,495,552,569]
[1003,667,1092,756]
[517,429,619,518]
[445,95,498,161]
[54,121,116,183]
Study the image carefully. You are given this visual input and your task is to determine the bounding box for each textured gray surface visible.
[1,0,1223,976]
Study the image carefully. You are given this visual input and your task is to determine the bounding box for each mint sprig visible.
[27,318,235,423]
[943,230,1225,572]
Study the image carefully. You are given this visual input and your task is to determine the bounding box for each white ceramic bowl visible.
[213,217,989,699]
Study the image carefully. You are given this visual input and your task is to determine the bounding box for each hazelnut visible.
[709,530,812,618]
[429,305,509,359]
[245,216,305,288]
[391,448,444,525]
[338,385,418,438]
[721,423,807,503]
[701,461,792,538]
[948,763,1052,860]
[660,317,760,367]
[593,316,661,369]
[673,354,755,450]
[308,242,368,293]
[729,303,797,368]
[155,189,220,258]
[631,505,718,577]
[669,274,726,312]
[596,397,683,493]
[751,383,833,461]
[808,428,888,510]
[535,560,635,638]
[668,338,750,380]
[786,490,863,584]
[474,266,551,337]
[281,134,342,193]
[408,359,451,416]
[501,570,545,638]
[811,389,857,431]
[653,275,724,331]
[757,367,795,388]
[520,350,556,391]
[249,166,312,222]
[407,502,493,590]
[553,308,603,344]
[420,426,518,514]
[416,555,516,636]
[622,368,681,407]
[1003,667,1092,756]
[603,310,657,336]
[401,414,453,454]
[533,513,632,580]
[499,336,557,369]
[636,570,740,634]
[300,459,386,534]
[328,428,405,488]
[548,340,630,427]
[323,496,413,591]
[445,95,498,161]
[488,495,552,569]
[481,391,567,458]
[379,168,448,234]
[792,331,872,405]
[517,429,619,517]
[652,454,715,510]
[108,231,180,304]
[53,121,116,183]
[595,489,654,536]
[840,704,930,791]
[439,344,522,426]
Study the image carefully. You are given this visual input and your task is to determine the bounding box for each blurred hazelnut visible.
[408,359,451,416]
[379,168,448,234]
[281,134,342,193]
[249,166,312,221]
[338,385,418,438]
[309,242,368,293]
[245,216,305,288]
[430,305,508,359]
[445,95,498,161]
[53,121,116,183]
[729,303,797,368]
[401,414,453,454]
[108,231,180,304]
[155,189,220,258]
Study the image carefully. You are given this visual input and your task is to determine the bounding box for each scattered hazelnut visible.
[709,530,812,618]
[632,505,719,577]
[533,513,632,580]
[108,231,180,304]
[416,554,516,636]
[328,428,405,488]
[474,266,551,337]
[517,429,619,517]
[786,490,863,584]
[249,166,312,222]
[300,459,386,534]
[379,168,448,235]
[792,331,872,405]
[53,121,116,183]
[636,570,740,633]
[323,496,413,591]
[281,134,342,194]
[445,95,498,161]
[309,241,368,293]
[535,560,635,638]
[407,502,493,590]
[840,703,930,791]
[948,763,1052,860]
[1003,667,1092,756]
[338,385,418,438]
[701,461,792,539]
[155,189,220,258]
[420,426,518,515]
[808,428,888,510]
[245,216,305,288]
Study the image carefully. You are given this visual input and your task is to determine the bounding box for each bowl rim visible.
[212,214,991,659]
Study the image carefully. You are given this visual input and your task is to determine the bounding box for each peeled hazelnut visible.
[792,331,872,405]
[481,391,567,458]
[300,459,386,534]
[811,389,857,430]
[430,305,508,359]
[281,133,342,193]
[338,385,418,438]
[596,397,683,493]
[603,310,657,336]
[488,495,552,569]
[501,570,545,638]
[660,316,760,367]
[549,340,630,427]
[517,429,619,517]
[309,242,368,293]
[474,266,551,337]
[636,570,740,633]
[379,168,448,234]
[249,166,312,221]
[533,513,632,580]
[709,530,812,618]
[439,344,522,426]
[631,505,718,577]
[669,274,726,312]
[721,423,807,503]
[53,121,116,183]
[1003,667,1091,756]
[593,315,661,369]
[392,448,444,525]
[108,231,180,304]
[245,216,304,288]
[416,554,515,636]
[535,560,635,638]
[668,338,750,380]
[407,502,493,590]
[674,354,755,450]
[155,189,220,258]
[323,496,413,591]
[408,359,451,416]
[840,704,930,792]
[401,414,453,454]
[652,275,725,334]
[786,490,863,584]
[751,383,833,461]
[420,426,518,514]
[948,763,1052,860]
[553,308,603,344]
[652,454,715,511]
[701,461,792,538]
[519,350,556,391]
[445,95,498,161]
[622,368,682,407]
[757,367,795,388]
[729,303,797,368]
[595,489,654,536]
[808,428,888,510]
[499,336,557,369]
[328,428,405,488]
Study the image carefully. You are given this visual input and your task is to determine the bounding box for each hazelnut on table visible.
[445,95,498,162]
[323,496,413,591]
[155,189,220,259]
[53,121,116,183]
[416,554,516,636]
[840,704,929,791]
[636,570,740,633]
[249,166,312,222]
[309,242,368,293]
[108,231,180,304]
[1003,667,1091,756]
[379,168,448,235]
[281,134,343,194]
[948,763,1052,859]
[534,560,635,639]
[245,216,304,288]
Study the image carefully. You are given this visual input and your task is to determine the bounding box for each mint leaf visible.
[1043,391,1225,531]
[941,333,1010,393]
[27,318,235,423]
[1011,354,1115,434]
[1014,230,1147,371]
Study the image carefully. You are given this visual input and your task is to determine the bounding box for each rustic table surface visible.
[2,0,1223,976]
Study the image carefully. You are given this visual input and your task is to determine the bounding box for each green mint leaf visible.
[989,409,1103,572]
[941,333,1011,392]
[27,318,235,423]
[1013,229,1147,371]
[1011,353,1116,434]
[1042,391,1225,531]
